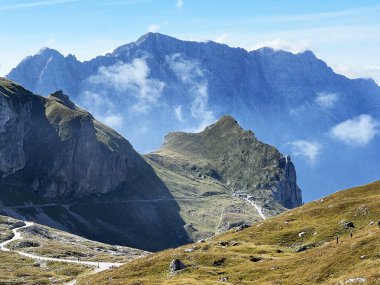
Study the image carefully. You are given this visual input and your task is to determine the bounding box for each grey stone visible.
[169,259,185,272]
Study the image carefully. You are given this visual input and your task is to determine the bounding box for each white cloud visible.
[315,92,339,109]
[330,114,378,146]
[289,140,322,165]
[79,90,124,129]
[103,114,124,129]
[88,59,165,112]
[174,105,184,122]
[176,0,184,9]
[166,53,215,131]
[334,64,380,85]
[252,39,311,54]
[214,33,228,44]
[148,23,161,33]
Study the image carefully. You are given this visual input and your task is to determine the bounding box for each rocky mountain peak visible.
[150,116,302,209]
[203,115,242,133]
[36,47,63,59]
[48,90,76,110]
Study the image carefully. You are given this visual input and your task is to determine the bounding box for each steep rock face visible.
[0,78,190,251]
[147,115,301,209]
[0,80,29,177]
[0,78,144,198]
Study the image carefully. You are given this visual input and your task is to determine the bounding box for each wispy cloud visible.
[176,0,184,9]
[252,39,311,53]
[88,59,165,113]
[148,23,161,33]
[289,140,322,165]
[330,114,378,146]
[0,0,79,10]
[315,92,339,109]
[166,53,215,131]
[104,0,152,5]
[214,33,228,44]
[174,105,184,122]
[80,90,124,130]
[253,6,380,24]
[334,64,380,85]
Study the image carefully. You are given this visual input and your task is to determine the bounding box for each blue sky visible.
[1,0,380,83]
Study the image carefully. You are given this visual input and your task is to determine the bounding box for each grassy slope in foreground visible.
[79,180,380,284]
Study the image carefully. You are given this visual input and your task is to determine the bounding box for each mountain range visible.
[0,78,300,251]
[7,33,380,202]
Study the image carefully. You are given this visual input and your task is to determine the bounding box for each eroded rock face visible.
[0,79,144,199]
[0,89,27,178]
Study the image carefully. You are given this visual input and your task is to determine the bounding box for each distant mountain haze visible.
[6,33,380,201]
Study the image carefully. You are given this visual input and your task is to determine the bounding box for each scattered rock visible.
[235,223,250,232]
[341,220,355,229]
[298,231,306,237]
[184,246,198,253]
[356,206,369,216]
[249,256,263,262]
[9,221,26,229]
[64,250,87,257]
[212,258,226,266]
[231,241,239,246]
[197,239,205,243]
[169,259,185,272]
[276,249,284,253]
[295,244,315,253]
[219,241,229,247]
[369,221,374,226]
[360,255,368,260]
[378,220,380,228]
[218,276,229,282]
[12,240,40,249]
[345,277,366,284]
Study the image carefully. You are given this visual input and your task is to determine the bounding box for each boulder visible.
[295,244,315,253]
[249,256,263,262]
[212,258,226,266]
[340,220,355,229]
[169,259,185,272]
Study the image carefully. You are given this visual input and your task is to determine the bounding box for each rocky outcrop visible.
[147,115,302,209]
[169,259,185,272]
[0,78,146,199]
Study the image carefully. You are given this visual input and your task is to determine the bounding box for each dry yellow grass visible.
[0,251,90,284]
[78,180,380,284]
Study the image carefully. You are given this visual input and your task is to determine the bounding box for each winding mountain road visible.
[0,221,123,284]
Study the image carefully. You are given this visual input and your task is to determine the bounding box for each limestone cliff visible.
[0,78,145,199]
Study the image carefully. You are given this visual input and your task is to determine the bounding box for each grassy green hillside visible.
[78,180,380,285]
